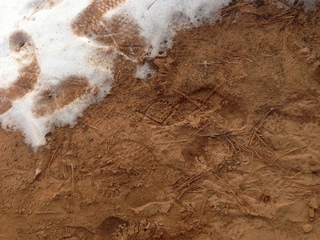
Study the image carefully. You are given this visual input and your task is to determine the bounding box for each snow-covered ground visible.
[0,0,317,148]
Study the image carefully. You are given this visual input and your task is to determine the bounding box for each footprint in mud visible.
[0,30,40,114]
[32,76,91,117]
[144,97,178,124]
[72,0,126,37]
[144,86,220,125]
[1,1,147,116]
[72,0,147,60]
[108,137,155,175]
[0,31,92,117]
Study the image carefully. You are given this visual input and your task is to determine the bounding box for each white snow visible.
[135,62,156,80]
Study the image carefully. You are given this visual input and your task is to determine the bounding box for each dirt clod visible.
[308,195,319,209]
[302,223,313,233]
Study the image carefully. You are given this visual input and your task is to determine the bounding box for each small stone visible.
[308,195,318,209]
[309,208,315,219]
[302,223,313,233]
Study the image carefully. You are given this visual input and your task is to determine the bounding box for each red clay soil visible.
[1,1,320,239]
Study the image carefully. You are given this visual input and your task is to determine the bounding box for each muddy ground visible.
[1,1,320,239]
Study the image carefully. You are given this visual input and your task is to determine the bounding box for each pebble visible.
[309,208,315,219]
[302,223,313,233]
[308,195,318,209]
